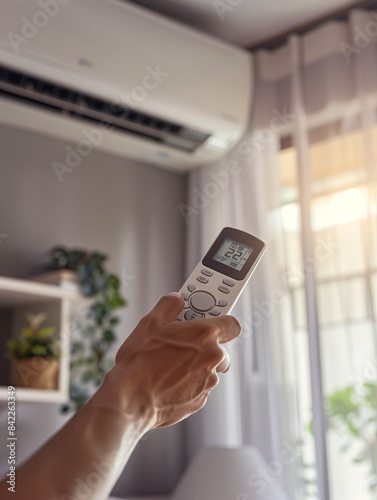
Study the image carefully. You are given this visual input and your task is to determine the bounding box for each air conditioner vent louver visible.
[0,65,211,153]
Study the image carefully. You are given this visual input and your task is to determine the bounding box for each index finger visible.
[147,293,185,324]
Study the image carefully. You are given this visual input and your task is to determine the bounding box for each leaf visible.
[30,345,48,356]
[71,341,84,354]
[94,274,107,292]
[84,326,96,337]
[307,419,314,435]
[326,386,358,419]
[346,419,361,437]
[37,327,56,338]
[81,371,93,383]
[5,339,20,358]
[70,357,86,369]
[110,297,126,309]
[26,312,47,330]
[107,274,120,288]
[93,348,104,363]
[363,382,377,408]
[50,246,68,270]
[67,250,86,270]
[47,342,61,358]
[103,330,115,343]
[94,377,103,387]
[92,252,108,265]
[21,328,34,339]
[353,453,366,463]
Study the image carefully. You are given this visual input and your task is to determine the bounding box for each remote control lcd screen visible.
[213,239,253,271]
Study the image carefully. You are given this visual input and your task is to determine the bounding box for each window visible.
[277,127,377,500]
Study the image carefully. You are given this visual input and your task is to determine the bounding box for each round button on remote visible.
[189,291,216,313]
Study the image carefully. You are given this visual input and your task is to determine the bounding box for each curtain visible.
[184,9,377,500]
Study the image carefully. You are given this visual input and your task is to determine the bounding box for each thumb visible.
[148,293,184,324]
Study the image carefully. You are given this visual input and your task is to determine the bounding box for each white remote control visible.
[177,227,266,321]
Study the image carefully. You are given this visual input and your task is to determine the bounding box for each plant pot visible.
[12,358,59,390]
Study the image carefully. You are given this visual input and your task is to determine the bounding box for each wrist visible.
[89,365,157,434]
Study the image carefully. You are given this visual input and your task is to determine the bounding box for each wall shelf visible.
[0,275,80,403]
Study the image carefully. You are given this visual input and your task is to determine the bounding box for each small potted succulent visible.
[6,313,60,390]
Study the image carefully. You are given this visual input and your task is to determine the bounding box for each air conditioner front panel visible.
[0,0,252,171]
[0,0,251,127]
[0,96,226,173]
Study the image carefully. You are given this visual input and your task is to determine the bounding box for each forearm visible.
[0,294,241,499]
[0,367,154,500]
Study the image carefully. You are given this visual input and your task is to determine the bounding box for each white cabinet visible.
[0,276,80,403]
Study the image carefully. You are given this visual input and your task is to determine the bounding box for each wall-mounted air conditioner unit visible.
[0,0,252,173]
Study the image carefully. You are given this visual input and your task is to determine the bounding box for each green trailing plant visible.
[48,247,126,412]
[311,382,377,494]
[6,313,59,359]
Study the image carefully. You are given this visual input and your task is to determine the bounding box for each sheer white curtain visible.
[184,9,377,500]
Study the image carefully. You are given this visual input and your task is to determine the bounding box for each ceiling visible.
[128,0,364,47]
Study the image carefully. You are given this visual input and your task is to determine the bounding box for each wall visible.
[0,123,188,496]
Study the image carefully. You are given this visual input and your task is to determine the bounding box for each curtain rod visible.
[249,0,377,51]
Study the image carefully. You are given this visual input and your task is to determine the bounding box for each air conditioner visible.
[0,0,252,173]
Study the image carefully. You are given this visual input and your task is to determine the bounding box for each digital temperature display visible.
[212,239,253,271]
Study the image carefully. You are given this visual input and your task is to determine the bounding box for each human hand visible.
[111,293,241,429]
[0,294,241,500]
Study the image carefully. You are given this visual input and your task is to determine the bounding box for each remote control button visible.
[217,300,228,307]
[182,292,190,301]
[222,278,235,287]
[201,269,213,277]
[187,284,196,293]
[189,291,216,313]
[184,310,205,321]
[197,276,209,284]
[209,308,221,317]
[218,286,230,294]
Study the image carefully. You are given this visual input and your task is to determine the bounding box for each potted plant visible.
[46,247,126,412]
[6,313,60,390]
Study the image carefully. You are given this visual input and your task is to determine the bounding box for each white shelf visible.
[0,386,67,404]
[0,276,79,306]
[0,274,81,403]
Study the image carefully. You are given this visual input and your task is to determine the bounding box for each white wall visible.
[0,124,188,496]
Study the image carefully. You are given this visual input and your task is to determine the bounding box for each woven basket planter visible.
[12,358,59,389]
